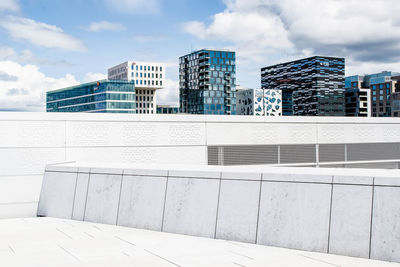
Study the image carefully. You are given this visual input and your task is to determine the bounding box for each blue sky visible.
[1,0,400,111]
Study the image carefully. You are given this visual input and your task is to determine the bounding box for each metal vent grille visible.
[319,144,345,162]
[207,146,219,165]
[347,143,400,161]
[208,145,278,165]
[280,144,316,164]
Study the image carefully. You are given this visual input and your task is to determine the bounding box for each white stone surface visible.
[257,182,332,252]
[0,217,398,267]
[329,184,373,258]
[37,171,77,219]
[1,112,400,219]
[72,172,90,221]
[117,175,167,231]
[162,177,220,238]
[84,174,122,225]
[216,180,260,243]
[371,186,400,262]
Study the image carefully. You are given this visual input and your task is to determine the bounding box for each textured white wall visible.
[38,164,400,263]
[1,112,400,219]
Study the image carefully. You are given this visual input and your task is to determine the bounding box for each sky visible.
[1,0,400,111]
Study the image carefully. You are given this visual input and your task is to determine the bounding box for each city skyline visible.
[1,0,400,111]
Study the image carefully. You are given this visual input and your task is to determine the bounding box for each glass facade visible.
[156,105,179,114]
[179,49,236,115]
[46,80,136,113]
[261,56,345,116]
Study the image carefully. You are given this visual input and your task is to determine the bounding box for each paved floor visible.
[0,217,399,267]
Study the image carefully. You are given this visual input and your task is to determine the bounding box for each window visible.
[156,81,158,85]
[160,81,162,86]
[152,66,154,71]
[160,74,162,78]
[156,66,158,71]
[140,65,142,71]
[131,65,133,70]
[387,83,390,89]
[136,65,138,70]
[156,74,158,78]
[160,66,162,71]
[379,84,383,89]
[144,80,146,85]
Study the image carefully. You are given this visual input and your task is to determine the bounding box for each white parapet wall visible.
[1,112,400,218]
[38,163,400,263]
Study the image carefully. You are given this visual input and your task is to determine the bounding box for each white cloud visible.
[0,46,74,66]
[0,16,86,51]
[183,0,400,78]
[0,0,19,12]
[0,61,79,111]
[83,72,107,83]
[133,34,165,42]
[157,79,179,106]
[84,21,125,32]
[104,0,161,14]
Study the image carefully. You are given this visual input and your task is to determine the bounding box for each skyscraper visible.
[261,56,345,116]
[108,61,165,114]
[179,49,236,115]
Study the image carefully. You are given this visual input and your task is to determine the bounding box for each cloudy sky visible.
[1,0,400,111]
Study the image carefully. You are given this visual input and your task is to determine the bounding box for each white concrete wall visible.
[38,164,400,263]
[1,112,400,219]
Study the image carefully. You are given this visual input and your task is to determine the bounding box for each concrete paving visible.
[0,217,399,267]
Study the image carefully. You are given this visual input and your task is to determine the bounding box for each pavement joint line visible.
[228,250,254,260]
[232,262,246,267]
[56,228,73,240]
[298,254,341,267]
[8,245,15,254]
[83,232,95,239]
[143,248,181,267]
[57,244,80,262]
[114,236,137,246]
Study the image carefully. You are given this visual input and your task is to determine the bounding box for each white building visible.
[237,88,282,116]
[108,61,165,114]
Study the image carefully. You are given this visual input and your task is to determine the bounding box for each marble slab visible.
[84,173,122,225]
[329,184,373,258]
[37,171,77,219]
[370,186,400,262]
[117,175,167,231]
[162,177,220,238]
[257,181,331,252]
[216,180,260,243]
[71,172,90,221]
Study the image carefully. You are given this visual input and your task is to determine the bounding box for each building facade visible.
[261,56,345,116]
[237,88,282,116]
[345,72,400,117]
[179,49,236,115]
[108,61,165,114]
[46,80,136,113]
[344,75,371,116]
[156,105,179,114]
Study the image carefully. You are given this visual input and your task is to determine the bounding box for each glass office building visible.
[46,80,136,113]
[179,49,236,115]
[261,56,345,116]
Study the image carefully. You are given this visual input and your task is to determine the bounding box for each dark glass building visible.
[156,105,179,114]
[179,49,236,115]
[46,80,136,113]
[261,56,345,116]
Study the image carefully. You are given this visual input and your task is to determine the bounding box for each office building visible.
[179,49,236,115]
[156,105,179,114]
[237,88,282,116]
[46,80,135,113]
[261,56,345,116]
[344,75,370,116]
[345,71,400,117]
[108,61,165,114]
[392,92,400,117]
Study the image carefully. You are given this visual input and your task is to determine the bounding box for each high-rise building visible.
[156,105,179,114]
[236,88,282,116]
[46,80,136,113]
[344,75,370,117]
[108,61,165,114]
[345,71,400,117]
[179,49,236,115]
[261,56,345,116]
